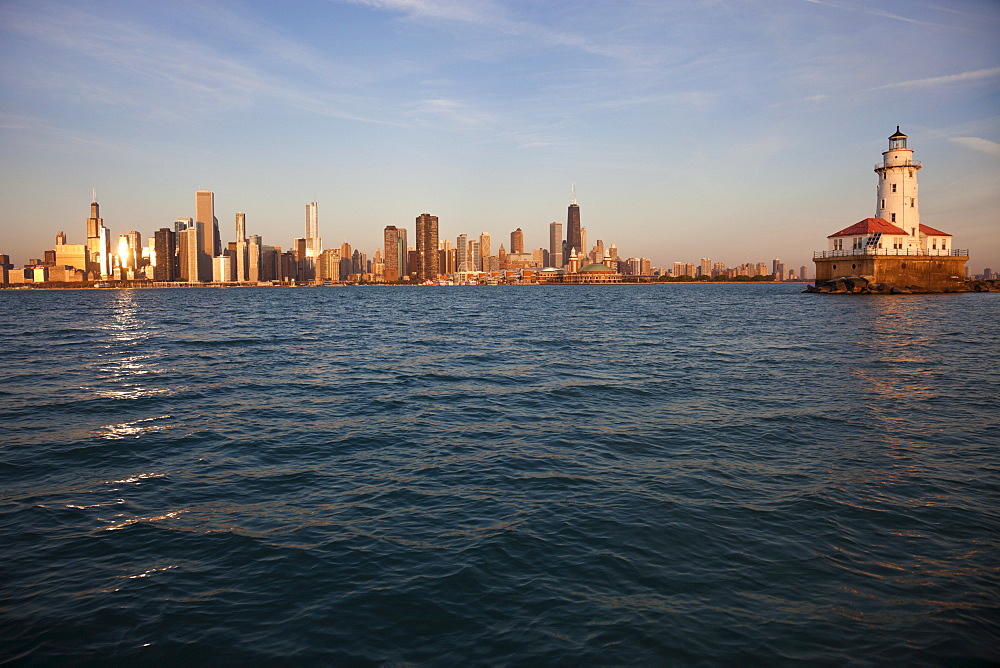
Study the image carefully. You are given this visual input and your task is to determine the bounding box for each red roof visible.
[919,223,951,237]
[828,218,907,238]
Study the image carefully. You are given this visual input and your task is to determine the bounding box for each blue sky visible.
[1,0,998,271]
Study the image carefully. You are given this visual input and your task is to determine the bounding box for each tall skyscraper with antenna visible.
[566,184,581,261]
[85,190,111,279]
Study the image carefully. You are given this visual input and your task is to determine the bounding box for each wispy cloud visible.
[950,136,1000,158]
[0,1,395,125]
[800,0,972,30]
[409,97,560,148]
[337,0,652,65]
[867,67,1000,91]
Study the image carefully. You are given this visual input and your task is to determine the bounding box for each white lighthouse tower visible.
[875,126,921,249]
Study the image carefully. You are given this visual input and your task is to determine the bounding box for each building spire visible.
[92,188,97,204]
[571,182,577,205]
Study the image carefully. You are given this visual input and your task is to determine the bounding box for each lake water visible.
[1,284,997,664]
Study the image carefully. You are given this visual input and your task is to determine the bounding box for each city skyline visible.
[1,1,997,268]
[3,186,841,285]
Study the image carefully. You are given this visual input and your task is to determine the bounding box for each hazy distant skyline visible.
[1,0,998,269]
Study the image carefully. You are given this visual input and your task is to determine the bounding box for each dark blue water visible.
[1,284,997,664]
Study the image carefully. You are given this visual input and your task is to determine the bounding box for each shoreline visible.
[1,281,816,291]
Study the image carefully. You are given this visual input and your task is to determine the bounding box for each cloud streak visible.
[336,0,652,65]
[950,136,1000,158]
[866,67,1000,91]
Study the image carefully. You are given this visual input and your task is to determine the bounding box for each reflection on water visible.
[100,416,169,440]
[848,297,941,406]
[93,290,160,402]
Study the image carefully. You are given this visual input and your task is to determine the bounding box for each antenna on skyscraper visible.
[571,182,577,205]
[92,188,97,203]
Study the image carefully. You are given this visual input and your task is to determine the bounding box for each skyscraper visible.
[456,233,469,272]
[305,202,322,257]
[479,232,491,272]
[178,223,203,283]
[383,225,404,282]
[548,222,563,268]
[235,213,249,282]
[305,202,318,240]
[153,228,177,281]
[566,186,581,258]
[195,190,218,282]
[85,194,111,279]
[415,213,439,281]
[510,228,524,254]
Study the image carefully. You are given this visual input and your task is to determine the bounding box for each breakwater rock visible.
[805,276,1000,295]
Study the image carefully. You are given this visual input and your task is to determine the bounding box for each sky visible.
[1,0,998,272]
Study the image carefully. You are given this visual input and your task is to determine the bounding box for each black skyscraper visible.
[566,200,581,256]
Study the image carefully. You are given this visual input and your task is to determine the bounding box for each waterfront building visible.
[813,128,968,290]
[195,190,218,282]
[153,228,177,281]
[55,243,88,274]
[177,223,203,282]
[478,233,491,273]
[532,248,547,267]
[470,241,481,271]
[317,248,341,281]
[383,226,405,282]
[235,213,249,282]
[549,222,563,268]
[213,254,233,282]
[85,196,111,279]
[248,235,262,282]
[305,202,322,259]
[415,214,439,281]
[456,234,470,272]
[568,248,580,274]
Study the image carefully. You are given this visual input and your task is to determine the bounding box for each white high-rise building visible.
[305,202,322,256]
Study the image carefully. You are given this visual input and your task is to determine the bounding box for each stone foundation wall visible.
[813,256,968,292]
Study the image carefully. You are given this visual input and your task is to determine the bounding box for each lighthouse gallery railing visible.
[813,249,969,259]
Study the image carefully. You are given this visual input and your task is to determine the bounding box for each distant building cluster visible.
[0,186,813,288]
[664,258,808,281]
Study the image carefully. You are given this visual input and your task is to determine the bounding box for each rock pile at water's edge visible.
[804,276,1000,295]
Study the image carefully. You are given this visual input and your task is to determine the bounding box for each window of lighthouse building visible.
[892,184,897,192]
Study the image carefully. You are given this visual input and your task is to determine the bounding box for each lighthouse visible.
[811,128,969,292]
[875,126,921,249]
